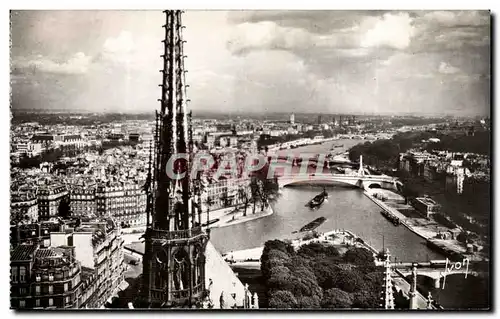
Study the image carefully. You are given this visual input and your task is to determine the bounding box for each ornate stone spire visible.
[426,291,433,309]
[381,248,395,309]
[140,10,209,308]
[409,263,418,309]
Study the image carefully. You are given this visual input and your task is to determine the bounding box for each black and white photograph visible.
[8,8,491,310]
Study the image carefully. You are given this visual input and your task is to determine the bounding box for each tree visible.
[298,242,341,259]
[204,195,214,225]
[268,290,297,309]
[335,269,367,293]
[296,296,321,309]
[343,247,374,265]
[58,197,71,219]
[250,177,261,214]
[261,240,295,279]
[321,288,353,308]
[220,192,229,208]
[311,261,341,290]
[352,290,380,309]
[238,185,250,217]
[259,177,280,209]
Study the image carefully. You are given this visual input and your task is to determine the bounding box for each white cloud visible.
[438,62,461,74]
[421,11,489,28]
[228,21,312,54]
[13,52,91,75]
[360,13,415,50]
[103,31,134,54]
[102,31,136,64]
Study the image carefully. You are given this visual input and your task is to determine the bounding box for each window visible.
[19,300,25,308]
[10,267,18,283]
[19,266,26,283]
[49,274,54,281]
[48,298,53,307]
[35,286,40,295]
[64,283,68,292]
[19,288,26,295]
[48,285,53,294]
[65,296,70,304]
[35,299,40,307]
[36,275,41,282]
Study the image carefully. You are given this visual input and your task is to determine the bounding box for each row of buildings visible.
[11,182,147,227]
[11,172,256,228]
[398,149,489,183]
[10,218,125,309]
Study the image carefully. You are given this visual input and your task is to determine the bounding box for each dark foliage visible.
[261,239,384,309]
[321,288,353,308]
[58,197,71,219]
[297,242,341,259]
[343,247,375,265]
[268,290,297,309]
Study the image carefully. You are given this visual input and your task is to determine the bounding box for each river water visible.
[211,138,442,262]
[209,138,489,309]
[211,185,443,262]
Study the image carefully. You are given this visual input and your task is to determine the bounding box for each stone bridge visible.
[277,172,401,190]
[394,261,480,289]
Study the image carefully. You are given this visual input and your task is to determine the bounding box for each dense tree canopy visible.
[348,130,491,173]
[321,288,353,308]
[261,240,384,309]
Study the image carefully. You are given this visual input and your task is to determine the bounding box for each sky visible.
[10,10,491,116]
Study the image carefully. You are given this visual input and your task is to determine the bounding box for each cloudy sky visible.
[10,10,490,116]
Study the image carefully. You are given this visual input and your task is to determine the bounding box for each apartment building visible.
[204,177,250,210]
[11,191,39,223]
[37,185,69,221]
[50,219,125,308]
[96,183,147,226]
[70,186,97,218]
[10,220,64,249]
[10,245,82,309]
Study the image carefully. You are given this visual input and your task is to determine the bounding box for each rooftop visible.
[35,248,58,259]
[11,244,37,261]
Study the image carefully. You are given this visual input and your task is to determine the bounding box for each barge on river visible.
[380,210,400,226]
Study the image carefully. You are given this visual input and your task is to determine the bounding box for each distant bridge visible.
[273,155,401,190]
[392,261,482,289]
[277,172,401,190]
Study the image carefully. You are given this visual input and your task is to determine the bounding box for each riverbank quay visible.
[363,189,481,261]
[223,229,379,265]
[267,137,341,152]
[209,205,274,229]
[120,205,274,245]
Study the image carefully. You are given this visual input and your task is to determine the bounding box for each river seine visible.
[210,138,489,309]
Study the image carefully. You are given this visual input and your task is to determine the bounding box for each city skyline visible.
[11,11,491,116]
[9,10,491,310]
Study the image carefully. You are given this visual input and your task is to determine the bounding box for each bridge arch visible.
[403,271,477,289]
[282,178,358,188]
[277,173,399,189]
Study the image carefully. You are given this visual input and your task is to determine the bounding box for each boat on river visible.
[292,217,327,233]
[201,218,220,227]
[380,210,400,226]
[307,188,328,208]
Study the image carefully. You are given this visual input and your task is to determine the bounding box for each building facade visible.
[11,191,39,224]
[10,245,82,309]
[204,177,250,210]
[37,185,69,221]
[70,186,97,218]
[96,183,147,226]
[50,219,125,308]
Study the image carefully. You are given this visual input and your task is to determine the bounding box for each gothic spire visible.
[381,248,395,310]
